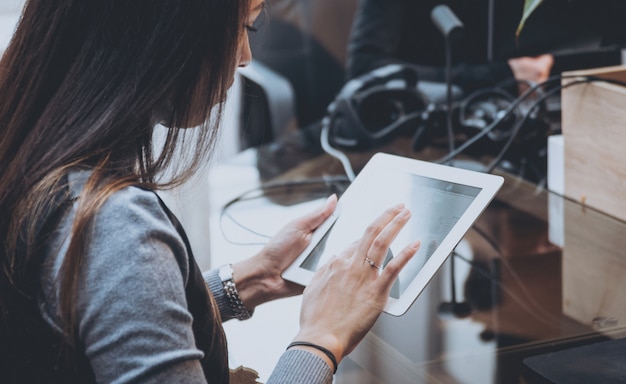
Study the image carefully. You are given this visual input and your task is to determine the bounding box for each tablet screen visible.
[299,172,481,299]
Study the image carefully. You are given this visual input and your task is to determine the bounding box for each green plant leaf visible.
[516,0,544,38]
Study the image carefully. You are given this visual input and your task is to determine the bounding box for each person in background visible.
[0,0,420,383]
[347,0,624,93]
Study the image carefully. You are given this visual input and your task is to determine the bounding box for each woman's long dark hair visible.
[0,0,250,381]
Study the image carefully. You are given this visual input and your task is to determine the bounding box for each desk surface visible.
[208,139,626,383]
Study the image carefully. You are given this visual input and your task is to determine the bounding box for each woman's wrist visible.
[286,341,338,374]
[230,257,279,311]
[291,330,344,370]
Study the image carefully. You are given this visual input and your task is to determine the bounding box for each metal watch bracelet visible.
[218,264,253,320]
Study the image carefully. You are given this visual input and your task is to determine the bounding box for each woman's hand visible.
[291,203,420,368]
[508,54,554,91]
[232,194,338,311]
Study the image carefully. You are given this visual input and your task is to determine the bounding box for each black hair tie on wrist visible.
[286,341,338,374]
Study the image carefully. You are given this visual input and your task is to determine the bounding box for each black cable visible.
[438,74,626,169]
[483,80,573,173]
[493,77,536,93]
[444,34,455,158]
[221,176,351,211]
[435,75,563,165]
[219,176,351,246]
[457,87,523,142]
[584,75,626,88]
[484,75,626,174]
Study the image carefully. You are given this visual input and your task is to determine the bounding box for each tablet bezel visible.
[282,152,504,316]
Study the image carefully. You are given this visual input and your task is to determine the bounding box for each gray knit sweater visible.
[39,171,332,383]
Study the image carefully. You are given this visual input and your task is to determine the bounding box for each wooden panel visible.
[562,198,626,329]
[562,65,626,222]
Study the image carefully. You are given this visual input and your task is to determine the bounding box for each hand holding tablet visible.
[283,152,503,316]
[292,203,421,365]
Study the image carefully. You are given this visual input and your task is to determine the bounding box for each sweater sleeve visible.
[267,349,333,384]
[40,185,208,384]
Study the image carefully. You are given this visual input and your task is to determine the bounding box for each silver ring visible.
[365,257,382,270]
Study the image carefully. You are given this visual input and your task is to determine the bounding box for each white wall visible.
[0,0,22,53]
[158,75,243,270]
[0,0,23,12]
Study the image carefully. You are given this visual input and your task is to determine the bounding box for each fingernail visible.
[399,208,411,217]
[410,240,421,249]
[325,194,337,204]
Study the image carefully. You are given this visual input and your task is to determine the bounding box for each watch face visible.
[219,264,234,281]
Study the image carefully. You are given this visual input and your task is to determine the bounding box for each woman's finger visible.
[355,203,405,262]
[365,208,411,267]
[292,194,337,234]
[379,240,421,288]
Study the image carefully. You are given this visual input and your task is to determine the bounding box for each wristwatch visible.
[218,264,253,320]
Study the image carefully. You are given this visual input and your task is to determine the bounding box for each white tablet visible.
[282,152,504,316]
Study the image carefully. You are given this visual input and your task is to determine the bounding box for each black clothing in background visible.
[347,0,624,93]
[249,0,359,128]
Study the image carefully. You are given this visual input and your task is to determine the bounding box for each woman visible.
[0,1,419,383]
